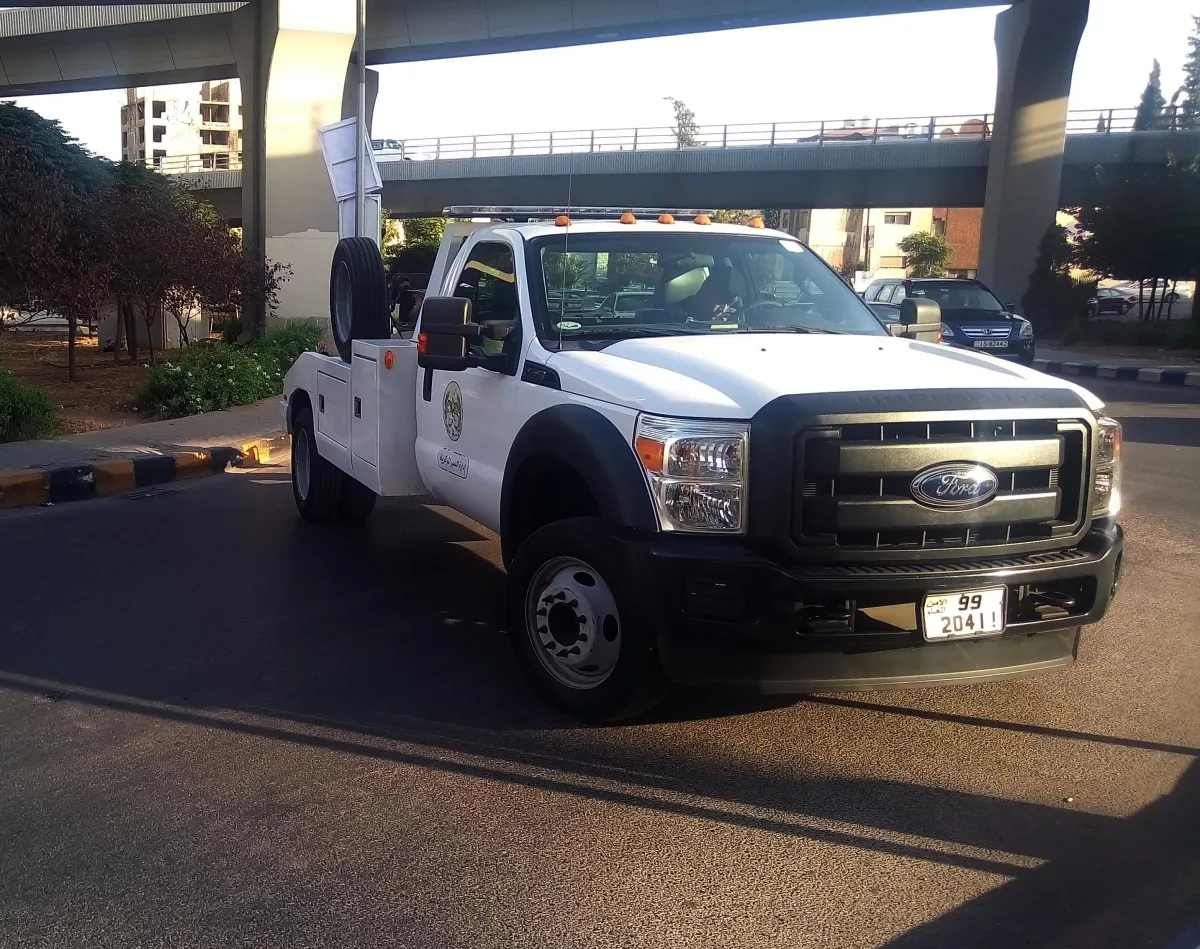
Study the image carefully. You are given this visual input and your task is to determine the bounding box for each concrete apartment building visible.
[778,206,983,286]
[120,80,243,172]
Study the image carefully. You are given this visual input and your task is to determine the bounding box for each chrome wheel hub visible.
[525,557,621,690]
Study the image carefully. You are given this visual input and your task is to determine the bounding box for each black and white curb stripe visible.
[1034,359,1200,386]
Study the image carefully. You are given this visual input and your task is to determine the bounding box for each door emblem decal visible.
[443,381,463,442]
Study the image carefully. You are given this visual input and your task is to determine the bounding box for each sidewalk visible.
[0,398,288,510]
[1036,347,1200,386]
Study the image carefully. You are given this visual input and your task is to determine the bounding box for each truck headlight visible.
[634,414,748,532]
[1018,319,1034,338]
[1093,416,1122,517]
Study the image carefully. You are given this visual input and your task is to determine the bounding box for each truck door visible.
[414,238,523,532]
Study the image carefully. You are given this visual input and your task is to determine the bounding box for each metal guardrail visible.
[143,107,1144,174]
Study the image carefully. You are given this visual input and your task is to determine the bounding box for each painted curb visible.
[1034,359,1200,387]
[0,434,291,511]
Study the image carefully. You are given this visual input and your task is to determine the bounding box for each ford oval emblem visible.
[910,463,999,510]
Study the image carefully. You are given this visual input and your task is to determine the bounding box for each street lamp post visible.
[354,0,367,238]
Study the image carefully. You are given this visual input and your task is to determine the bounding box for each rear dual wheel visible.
[291,406,376,524]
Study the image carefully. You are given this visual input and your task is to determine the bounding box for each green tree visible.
[0,102,116,379]
[1070,155,1200,322]
[543,253,589,290]
[384,216,448,276]
[714,209,764,225]
[1021,224,1095,333]
[897,231,952,277]
[665,97,699,147]
[606,253,657,292]
[1179,17,1200,129]
[1135,60,1167,131]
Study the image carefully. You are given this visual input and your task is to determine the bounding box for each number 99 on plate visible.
[922,586,1007,641]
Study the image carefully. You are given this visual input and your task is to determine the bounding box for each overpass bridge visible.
[162,111,1195,218]
[0,1,1009,98]
[2,0,1095,321]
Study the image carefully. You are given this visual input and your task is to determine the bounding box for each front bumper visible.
[619,522,1122,692]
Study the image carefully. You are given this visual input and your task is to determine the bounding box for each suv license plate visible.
[973,339,1009,349]
[922,587,1006,641]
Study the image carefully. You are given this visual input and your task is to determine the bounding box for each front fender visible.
[501,404,657,564]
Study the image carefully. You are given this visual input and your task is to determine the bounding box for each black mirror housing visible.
[417,296,473,371]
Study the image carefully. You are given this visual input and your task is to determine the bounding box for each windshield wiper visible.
[740,324,839,335]
[555,324,699,338]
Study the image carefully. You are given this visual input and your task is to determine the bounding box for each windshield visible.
[910,281,1005,312]
[528,232,886,344]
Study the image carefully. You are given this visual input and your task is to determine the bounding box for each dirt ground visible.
[0,331,161,435]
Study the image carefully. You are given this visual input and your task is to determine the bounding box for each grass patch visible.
[0,370,57,443]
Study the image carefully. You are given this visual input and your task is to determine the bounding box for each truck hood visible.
[545,333,1103,418]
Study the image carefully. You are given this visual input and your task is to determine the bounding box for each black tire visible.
[291,407,343,522]
[330,236,390,363]
[338,475,377,524]
[506,517,668,722]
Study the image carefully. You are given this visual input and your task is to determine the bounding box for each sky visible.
[11,0,1198,160]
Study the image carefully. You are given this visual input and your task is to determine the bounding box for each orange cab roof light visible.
[658,213,675,224]
[620,212,637,224]
[554,215,571,226]
[694,214,712,225]
[747,216,765,229]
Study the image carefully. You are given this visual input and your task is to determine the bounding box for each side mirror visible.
[417,296,473,371]
[896,298,942,342]
[1006,302,1017,314]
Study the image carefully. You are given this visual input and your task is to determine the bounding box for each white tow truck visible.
[282,208,1124,721]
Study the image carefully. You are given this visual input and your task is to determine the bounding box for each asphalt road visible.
[2,379,1198,949]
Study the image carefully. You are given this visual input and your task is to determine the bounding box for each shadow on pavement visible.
[2,473,1198,947]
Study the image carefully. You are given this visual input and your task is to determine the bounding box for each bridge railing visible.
[142,107,1144,174]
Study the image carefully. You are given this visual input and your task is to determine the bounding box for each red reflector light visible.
[417,332,428,355]
[384,349,395,369]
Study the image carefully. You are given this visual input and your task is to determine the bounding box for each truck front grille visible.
[794,418,1089,552]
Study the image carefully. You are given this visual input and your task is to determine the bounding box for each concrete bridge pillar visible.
[978,0,1089,311]
[232,0,375,331]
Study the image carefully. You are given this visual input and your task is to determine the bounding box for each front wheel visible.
[506,518,667,722]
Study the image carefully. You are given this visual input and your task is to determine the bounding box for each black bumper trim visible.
[662,629,1080,693]
[616,524,1121,692]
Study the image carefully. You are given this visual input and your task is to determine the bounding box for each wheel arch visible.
[500,404,657,565]
[286,387,312,433]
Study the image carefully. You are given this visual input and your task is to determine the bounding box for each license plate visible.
[973,339,1009,349]
[922,587,1006,641]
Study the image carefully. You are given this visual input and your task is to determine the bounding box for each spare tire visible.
[329,236,389,362]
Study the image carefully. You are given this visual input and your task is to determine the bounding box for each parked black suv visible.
[862,277,1035,365]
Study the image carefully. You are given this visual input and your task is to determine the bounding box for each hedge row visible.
[137,324,323,419]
